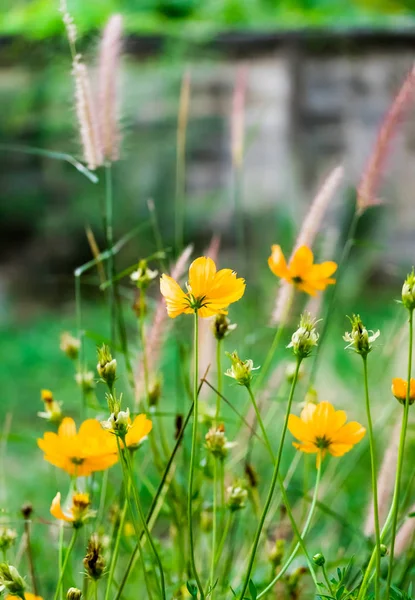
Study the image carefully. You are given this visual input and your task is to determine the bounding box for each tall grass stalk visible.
[53,530,77,600]
[175,70,190,254]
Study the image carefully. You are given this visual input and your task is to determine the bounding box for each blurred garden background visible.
[2,1,415,595]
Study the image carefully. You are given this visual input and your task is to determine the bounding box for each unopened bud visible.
[343,314,379,358]
[83,534,105,580]
[380,544,388,557]
[288,312,319,359]
[213,314,237,341]
[225,351,259,387]
[75,371,96,394]
[67,587,83,600]
[205,424,235,459]
[200,510,213,532]
[130,260,158,289]
[313,552,325,566]
[269,539,285,567]
[402,270,415,311]
[38,389,62,424]
[101,407,130,437]
[0,563,25,596]
[97,345,117,389]
[0,528,17,553]
[60,332,81,360]
[226,482,248,511]
[148,378,162,408]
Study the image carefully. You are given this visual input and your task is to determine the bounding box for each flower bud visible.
[38,389,63,424]
[130,260,158,289]
[0,528,17,553]
[83,534,105,580]
[269,539,285,568]
[213,314,237,341]
[101,407,131,438]
[225,351,259,387]
[343,314,380,358]
[313,552,326,566]
[60,332,81,360]
[97,345,117,389]
[148,378,162,408]
[226,482,248,511]
[380,544,388,557]
[200,510,213,532]
[205,424,235,459]
[391,378,415,406]
[21,503,33,519]
[402,270,415,311]
[0,563,26,596]
[67,588,83,600]
[75,371,96,394]
[244,462,259,488]
[287,312,319,359]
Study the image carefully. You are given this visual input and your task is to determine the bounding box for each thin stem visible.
[116,439,155,600]
[254,324,285,390]
[24,518,38,596]
[238,357,303,599]
[139,288,150,410]
[257,465,322,598]
[53,529,77,600]
[175,70,190,254]
[214,511,232,566]
[215,339,222,421]
[322,564,334,597]
[104,496,128,600]
[362,355,381,600]
[358,310,414,600]
[58,523,64,600]
[210,458,218,598]
[386,309,413,598]
[188,313,205,598]
[123,444,166,600]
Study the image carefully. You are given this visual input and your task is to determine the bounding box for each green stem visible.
[254,323,285,390]
[322,564,334,597]
[139,288,150,410]
[58,523,64,600]
[386,309,413,598]
[215,339,222,421]
[188,312,205,598]
[257,465,321,598]
[53,529,77,600]
[104,496,128,600]
[238,358,302,599]
[210,458,218,597]
[358,310,414,600]
[123,444,166,600]
[362,355,381,600]
[214,511,232,567]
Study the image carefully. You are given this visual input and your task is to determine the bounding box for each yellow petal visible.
[160,274,189,318]
[268,245,290,280]
[50,492,73,522]
[126,414,153,447]
[289,246,314,278]
[188,256,217,298]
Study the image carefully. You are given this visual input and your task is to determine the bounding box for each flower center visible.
[187,293,208,311]
[71,457,85,465]
[314,436,331,450]
[292,276,303,284]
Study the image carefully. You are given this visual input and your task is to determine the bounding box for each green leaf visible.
[186,581,198,598]
[248,579,257,600]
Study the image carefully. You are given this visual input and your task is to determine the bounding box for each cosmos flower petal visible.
[188,257,217,298]
[125,414,153,447]
[289,246,314,278]
[288,415,315,444]
[50,492,73,522]
[330,422,366,445]
[293,441,317,454]
[160,274,189,318]
[58,417,77,439]
[268,245,291,279]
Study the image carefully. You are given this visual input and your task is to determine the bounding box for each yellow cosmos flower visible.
[268,245,337,296]
[51,491,93,526]
[288,401,366,466]
[391,377,415,405]
[38,417,118,476]
[160,256,245,318]
[9,595,43,600]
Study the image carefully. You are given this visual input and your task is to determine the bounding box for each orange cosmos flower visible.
[288,401,366,466]
[391,377,415,405]
[160,256,245,318]
[51,491,93,526]
[268,245,337,296]
[38,417,118,476]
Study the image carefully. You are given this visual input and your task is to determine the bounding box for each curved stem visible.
[210,458,218,597]
[362,355,381,600]
[188,312,205,598]
[214,511,232,567]
[257,465,322,598]
[105,163,115,344]
[215,339,222,421]
[386,309,413,598]
[53,529,77,600]
[238,358,302,599]
[322,564,334,597]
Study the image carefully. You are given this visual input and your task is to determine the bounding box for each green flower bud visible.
[83,535,105,581]
[313,552,326,566]
[60,331,81,360]
[97,345,117,389]
[402,270,415,311]
[343,314,380,358]
[225,351,259,387]
[380,544,388,557]
[130,259,158,290]
[287,312,319,359]
[205,425,235,459]
[226,481,248,512]
[0,528,17,553]
[67,588,83,600]
[0,563,26,596]
[213,314,237,341]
